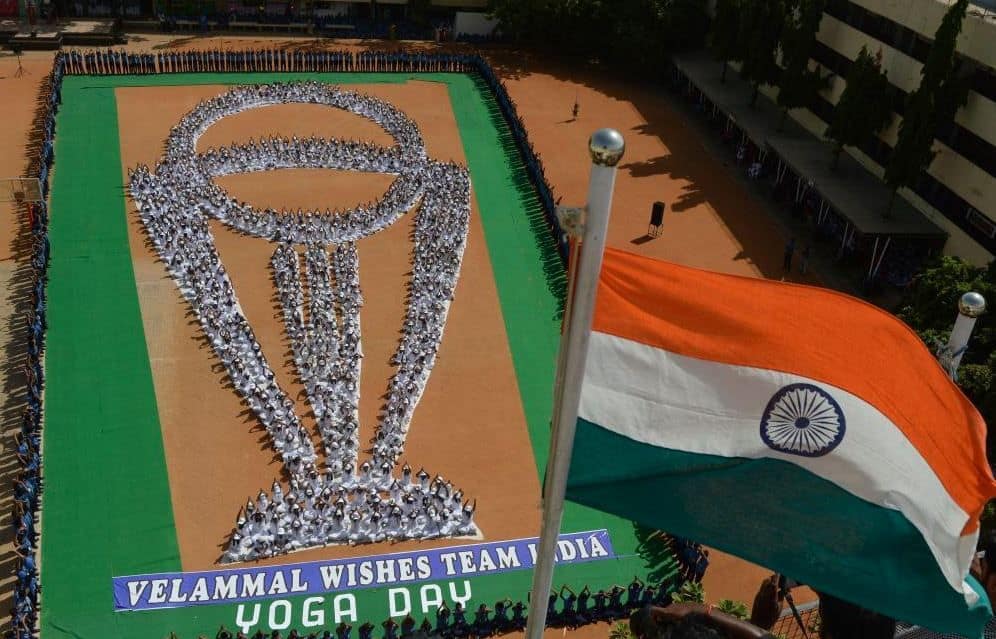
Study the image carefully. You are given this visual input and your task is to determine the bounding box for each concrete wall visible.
[453,10,495,35]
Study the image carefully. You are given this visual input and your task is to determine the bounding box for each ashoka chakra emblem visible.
[760,383,845,457]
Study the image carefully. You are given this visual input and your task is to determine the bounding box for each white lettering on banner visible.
[438,552,458,576]
[420,585,444,614]
[558,541,577,561]
[149,579,169,604]
[590,536,609,558]
[449,581,472,608]
[397,558,415,581]
[320,565,346,590]
[236,604,261,634]
[116,531,616,611]
[242,573,266,598]
[191,578,211,602]
[526,539,607,565]
[127,581,149,607]
[416,556,432,579]
[496,546,520,569]
[302,597,325,627]
[269,601,292,630]
[478,550,496,572]
[377,560,397,584]
[169,579,188,603]
[291,569,309,593]
[344,564,357,587]
[333,594,357,623]
[389,588,411,617]
[269,571,288,596]
[358,562,375,586]
[214,575,239,600]
[232,582,473,633]
[459,552,475,574]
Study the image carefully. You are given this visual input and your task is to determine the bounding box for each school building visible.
[754,0,996,265]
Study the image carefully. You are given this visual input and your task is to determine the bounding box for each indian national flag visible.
[566,248,996,636]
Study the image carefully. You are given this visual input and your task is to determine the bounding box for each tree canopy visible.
[710,0,742,82]
[487,0,709,71]
[737,0,788,106]
[884,0,971,211]
[824,47,892,169]
[898,256,996,532]
[897,256,996,461]
[487,0,551,43]
[775,0,828,128]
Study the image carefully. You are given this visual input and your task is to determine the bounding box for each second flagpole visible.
[525,128,625,639]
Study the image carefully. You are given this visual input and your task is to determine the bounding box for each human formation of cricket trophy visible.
[128,82,480,562]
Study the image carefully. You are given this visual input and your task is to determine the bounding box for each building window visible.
[966,207,996,239]
[973,67,996,103]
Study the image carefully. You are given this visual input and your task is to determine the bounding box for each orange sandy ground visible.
[0,40,828,635]
[115,81,542,570]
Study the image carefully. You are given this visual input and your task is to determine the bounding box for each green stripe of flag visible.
[566,417,990,637]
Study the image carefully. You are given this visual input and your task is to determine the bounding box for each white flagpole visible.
[939,291,986,378]
[544,234,580,500]
[525,128,625,639]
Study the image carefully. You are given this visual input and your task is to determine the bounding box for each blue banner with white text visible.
[113,529,614,611]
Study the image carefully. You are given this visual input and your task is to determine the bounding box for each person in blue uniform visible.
[435,602,451,635]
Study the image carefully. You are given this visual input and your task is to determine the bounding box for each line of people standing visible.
[62,47,473,76]
[474,58,565,263]
[10,55,63,639]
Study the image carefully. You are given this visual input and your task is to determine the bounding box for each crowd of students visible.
[59,47,569,268]
[9,54,64,639]
[21,49,585,636]
[63,48,473,75]
[129,80,478,560]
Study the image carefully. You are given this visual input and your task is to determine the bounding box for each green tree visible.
[608,0,687,70]
[486,0,553,43]
[775,0,828,129]
[738,0,787,106]
[883,0,971,216]
[670,581,706,603]
[609,622,635,639]
[716,599,751,619]
[711,0,743,82]
[487,0,709,66]
[656,0,711,56]
[897,256,996,459]
[824,47,893,169]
